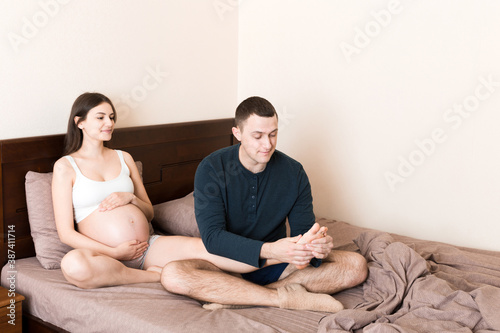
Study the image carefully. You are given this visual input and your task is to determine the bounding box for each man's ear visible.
[232,126,241,142]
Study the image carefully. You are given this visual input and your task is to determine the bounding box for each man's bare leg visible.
[201,250,366,311]
[267,250,368,294]
[161,259,343,312]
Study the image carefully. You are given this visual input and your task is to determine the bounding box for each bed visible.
[1,118,500,333]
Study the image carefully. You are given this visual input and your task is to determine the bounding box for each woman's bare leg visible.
[61,249,160,289]
[143,236,263,273]
[144,222,330,273]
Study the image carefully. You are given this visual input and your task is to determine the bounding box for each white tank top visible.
[64,150,135,223]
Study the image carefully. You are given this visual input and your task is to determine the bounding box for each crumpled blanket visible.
[318,231,500,333]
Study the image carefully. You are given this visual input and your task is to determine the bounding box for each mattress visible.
[2,219,500,333]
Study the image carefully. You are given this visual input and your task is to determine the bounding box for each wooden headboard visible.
[0,118,235,267]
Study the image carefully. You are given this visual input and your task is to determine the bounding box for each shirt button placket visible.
[251,176,257,211]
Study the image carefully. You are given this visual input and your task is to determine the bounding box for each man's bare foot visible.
[278,283,343,313]
[295,223,328,269]
[203,284,344,313]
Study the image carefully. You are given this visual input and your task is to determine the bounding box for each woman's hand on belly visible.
[98,192,135,212]
[78,204,150,248]
[112,239,149,260]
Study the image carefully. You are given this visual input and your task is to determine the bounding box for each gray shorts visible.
[121,234,160,270]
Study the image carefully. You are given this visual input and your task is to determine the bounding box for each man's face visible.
[232,114,278,173]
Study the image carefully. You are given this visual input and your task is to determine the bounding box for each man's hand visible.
[307,233,334,259]
[261,236,315,266]
[295,223,330,269]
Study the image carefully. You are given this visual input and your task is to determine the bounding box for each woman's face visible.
[77,103,115,142]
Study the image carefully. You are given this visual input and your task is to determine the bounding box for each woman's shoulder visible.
[115,150,141,176]
[53,156,75,180]
[54,155,72,169]
[116,149,134,163]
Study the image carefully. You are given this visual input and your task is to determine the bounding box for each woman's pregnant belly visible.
[77,204,150,248]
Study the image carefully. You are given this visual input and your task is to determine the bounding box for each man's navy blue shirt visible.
[194,144,316,268]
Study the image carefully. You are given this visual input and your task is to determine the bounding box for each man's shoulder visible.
[272,150,303,170]
[203,145,238,161]
[199,144,238,169]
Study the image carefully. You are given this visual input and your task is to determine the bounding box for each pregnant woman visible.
[52,92,267,289]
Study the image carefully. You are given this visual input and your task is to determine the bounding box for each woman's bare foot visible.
[146,265,162,278]
[295,223,328,269]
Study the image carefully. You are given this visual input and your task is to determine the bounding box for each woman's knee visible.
[61,249,95,288]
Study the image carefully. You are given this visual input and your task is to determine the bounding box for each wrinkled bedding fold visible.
[319,229,500,333]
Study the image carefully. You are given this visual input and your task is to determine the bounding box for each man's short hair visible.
[235,96,278,129]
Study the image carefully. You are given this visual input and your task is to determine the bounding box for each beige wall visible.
[239,0,500,251]
[0,0,238,139]
[2,1,499,251]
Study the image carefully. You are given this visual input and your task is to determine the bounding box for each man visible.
[161,96,367,312]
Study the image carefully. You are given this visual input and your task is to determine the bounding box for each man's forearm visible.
[259,242,283,266]
[260,242,275,260]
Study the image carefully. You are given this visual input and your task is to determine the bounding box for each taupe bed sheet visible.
[2,219,500,333]
[0,256,325,333]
